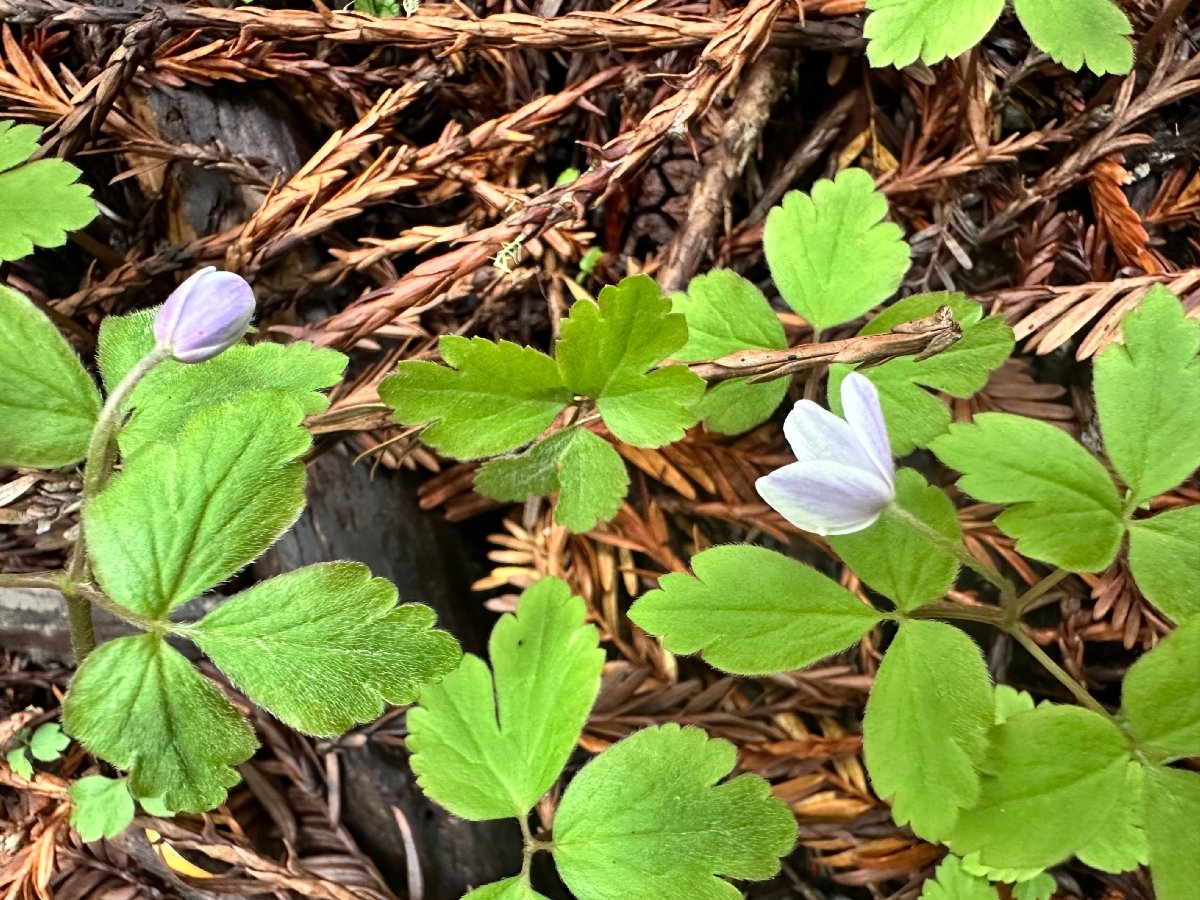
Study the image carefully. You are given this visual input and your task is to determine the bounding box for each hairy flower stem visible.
[63,346,173,661]
[885,503,1016,605]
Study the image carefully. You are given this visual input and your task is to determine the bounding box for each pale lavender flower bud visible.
[153,267,255,364]
[755,372,896,535]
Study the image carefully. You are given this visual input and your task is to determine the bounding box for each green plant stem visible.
[62,345,172,659]
[0,571,65,590]
[1007,568,1069,624]
[1009,628,1113,721]
[885,502,1016,605]
[908,599,1116,723]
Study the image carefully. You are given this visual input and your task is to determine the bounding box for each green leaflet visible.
[830,293,1014,455]
[1094,286,1200,505]
[864,621,993,841]
[763,168,909,332]
[465,877,550,900]
[62,633,257,812]
[552,725,798,900]
[189,562,461,737]
[1129,506,1200,624]
[0,285,102,468]
[830,468,961,611]
[864,0,1004,68]
[85,392,309,619]
[96,307,346,457]
[380,335,572,459]
[1012,0,1132,75]
[0,120,97,262]
[474,426,629,533]
[558,275,705,447]
[672,270,789,434]
[931,413,1123,571]
[946,704,1133,870]
[629,544,882,675]
[1121,617,1200,764]
[408,578,603,820]
[1143,765,1200,900]
[69,776,135,843]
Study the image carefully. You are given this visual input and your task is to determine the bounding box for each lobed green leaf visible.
[1128,506,1200,624]
[1094,287,1200,504]
[408,578,603,820]
[557,275,705,447]
[1143,765,1200,900]
[830,293,1014,454]
[630,544,882,675]
[190,562,461,737]
[1122,617,1200,764]
[672,270,789,434]
[85,392,309,619]
[1012,0,1133,75]
[918,856,998,900]
[475,426,629,533]
[931,413,1123,571]
[864,621,993,841]
[380,335,572,459]
[946,704,1133,870]
[830,468,961,611]
[0,285,101,468]
[62,633,257,812]
[552,724,798,900]
[69,775,135,843]
[763,168,909,332]
[864,0,1004,68]
[0,120,97,262]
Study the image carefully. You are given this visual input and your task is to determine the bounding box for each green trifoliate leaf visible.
[630,545,882,675]
[380,335,572,459]
[466,877,549,900]
[69,776,136,842]
[864,621,993,841]
[29,722,69,761]
[830,293,1014,454]
[0,285,101,468]
[959,854,1045,890]
[918,856,998,900]
[85,392,309,620]
[1129,506,1200,624]
[993,684,1035,724]
[409,578,603,820]
[0,120,97,261]
[6,747,32,780]
[475,426,629,533]
[1121,617,1200,764]
[62,633,257,812]
[864,0,1004,68]
[671,270,788,434]
[1094,287,1200,504]
[97,308,346,456]
[557,275,705,447]
[1074,761,1148,873]
[946,705,1133,870]
[763,169,909,332]
[829,468,960,611]
[1012,0,1133,75]
[1143,765,1200,900]
[552,724,797,900]
[931,413,1123,571]
[189,562,460,737]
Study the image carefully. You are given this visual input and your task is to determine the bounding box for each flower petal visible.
[782,399,876,472]
[756,460,894,535]
[840,372,895,488]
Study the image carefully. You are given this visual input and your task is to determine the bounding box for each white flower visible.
[755,372,896,535]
